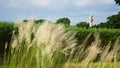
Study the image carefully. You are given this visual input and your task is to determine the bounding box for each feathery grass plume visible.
[100,42,113,62]
[113,36,120,62]
[2,19,77,68]
[100,36,120,62]
[74,33,93,60]
[18,19,35,45]
[64,33,102,68]
[34,21,75,54]
[34,21,77,68]
[3,19,36,68]
[81,34,101,67]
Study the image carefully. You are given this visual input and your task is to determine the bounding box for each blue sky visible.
[0,0,120,25]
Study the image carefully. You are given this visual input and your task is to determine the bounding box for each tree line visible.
[23,10,120,29]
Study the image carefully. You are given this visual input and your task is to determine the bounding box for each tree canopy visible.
[56,18,70,26]
[96,12,120,28]
[106,12,120,28]
[76,22,89,28]
[35,19,46,24]
[115,0,120,5]
[23,19,46,24]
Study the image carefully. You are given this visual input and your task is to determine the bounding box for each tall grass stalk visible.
[64,35,120,68]
[2,19,77,68]
[1,19,120,68]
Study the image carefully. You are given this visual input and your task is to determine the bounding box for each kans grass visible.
[1,19,120,68]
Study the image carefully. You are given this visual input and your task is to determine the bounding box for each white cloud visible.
[34,0,49,7]
[2,0,70,9]
[73,0,115,7]
[104,0,115,4]
[0,0,115,9]
[35,0,70,9]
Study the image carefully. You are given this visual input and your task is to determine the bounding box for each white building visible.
[88,15,93,27]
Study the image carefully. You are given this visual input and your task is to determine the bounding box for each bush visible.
[0,21,14,62]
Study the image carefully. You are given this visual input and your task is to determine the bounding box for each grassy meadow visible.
[0,20,120,68]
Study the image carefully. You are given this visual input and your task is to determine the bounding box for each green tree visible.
[106,12,120,28]
[76,22,89,28]
[56,18,70,26]
[23,19,46,24]
[96,22,108,28]
[96,12,120,29]
[23,19,28,22]
[115,0,120,5]
[95,0,120,28]
[35,19,46,24]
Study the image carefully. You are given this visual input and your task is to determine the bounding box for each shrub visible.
[0,22,14,63]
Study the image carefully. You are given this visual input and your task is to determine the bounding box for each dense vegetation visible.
[0,13,120,57]
[115,0,120,5]
[96,12,120,28]
[0,20,120,63]
[0,0,119,67]
[0,22,14,61]
[94,0,120,29]
[69,26,120,47]
[56,18,70,27]
[0,20,120,68]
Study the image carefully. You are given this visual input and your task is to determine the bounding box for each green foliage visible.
[23,19,46,24]
[69,26,120,47]
[56,18,70,26]
[97,0,120,28]
[0,20,120,68]
[76,22,89,28]
[94,0,120,29]
[115,0,120,5]
[23,20,28,22]
[0,21,14,62]
[2,20,76,68]
[0,21,14,45]
[96,12,120,29]
[95,22,107,28]
[106,12,120,28]
[35,19,46,24]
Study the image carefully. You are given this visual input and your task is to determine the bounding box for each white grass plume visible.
[7,19,77,68]
[33,21,77,56]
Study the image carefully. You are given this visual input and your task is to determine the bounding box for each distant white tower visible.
[88,15,93,27]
